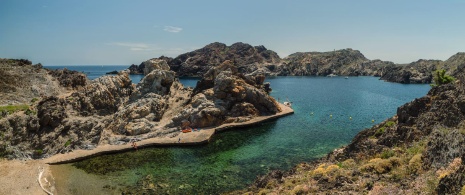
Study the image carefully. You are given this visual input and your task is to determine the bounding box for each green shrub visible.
[30,98,39,103]
[35,149,43,156]
[406,140,427,158]
[25,108,36,115]
[374,127,385,137]
[385,121,396,127]
[380,149,395,159]
[432,69,455,86]
[64,139,72,147]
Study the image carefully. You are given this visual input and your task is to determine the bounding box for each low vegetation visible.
[0,104,31,119]
[432,69,455,86]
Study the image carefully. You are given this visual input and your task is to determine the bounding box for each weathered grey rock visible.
[133,68,176,97]
[0,59,63,105]
[69,72,134,115]
[168,60,281,128]
[37,96,67,129]
[48,68,87,88]
[142,58,170,75]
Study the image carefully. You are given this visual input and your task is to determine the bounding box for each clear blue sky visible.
[1,0,464,65]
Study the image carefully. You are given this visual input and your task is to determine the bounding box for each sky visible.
[1,0,464,65]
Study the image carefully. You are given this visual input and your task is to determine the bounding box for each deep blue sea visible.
[48,66,431,194]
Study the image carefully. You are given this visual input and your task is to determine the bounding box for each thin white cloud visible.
[108,42,157,51]
[42,5,48,8]
[107,42,186,56]
[164,26,183,33]
[109,42,150,49]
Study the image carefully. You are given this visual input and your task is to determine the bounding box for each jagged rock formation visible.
[233,72,465,194]
[48,68,87,88]
[168,60,281,129]
[126,42,465,84]
[279,49,393,76]
[168,42,281,77]
[0,58,281,159]
[0,69,135,159]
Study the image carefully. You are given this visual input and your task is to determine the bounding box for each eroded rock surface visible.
[169,60,281,128]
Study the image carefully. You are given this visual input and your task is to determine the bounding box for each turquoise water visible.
[55,70,430,193]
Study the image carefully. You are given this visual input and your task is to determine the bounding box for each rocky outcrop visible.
[279,49,394,76]
[68,71,134,116]
[379,59,441,84]
[0,59,64,105]
[168,60,281,128]
[48,68,87,88]
[443,52,465,77]
[106,63,189,136]
[128,63,145,74]
[170,42,281,77]
[0,57,282,160]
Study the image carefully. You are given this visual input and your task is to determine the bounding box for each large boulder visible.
[142,58,170,75]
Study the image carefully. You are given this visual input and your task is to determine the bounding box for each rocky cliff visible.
[0,58,281,159]
[279,49,393,76]
[168,42,281,77]
[125,42,465,84]
[232,72,465,194]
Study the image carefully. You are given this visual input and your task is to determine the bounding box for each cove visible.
[51,76,430,194]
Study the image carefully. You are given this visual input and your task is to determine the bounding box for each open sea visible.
[45,65,431,194]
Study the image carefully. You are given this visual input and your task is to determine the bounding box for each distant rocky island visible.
[110,42,465,84]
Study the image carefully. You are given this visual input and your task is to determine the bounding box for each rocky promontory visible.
[0,58,283,160]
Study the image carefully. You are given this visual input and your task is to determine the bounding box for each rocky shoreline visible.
[45,103,293,164]
[0,57,293,195]
[111,42,465,84]
[229,73,465,194]
[0,58,285,158]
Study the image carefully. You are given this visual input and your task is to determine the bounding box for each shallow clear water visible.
[46,67,431,194]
